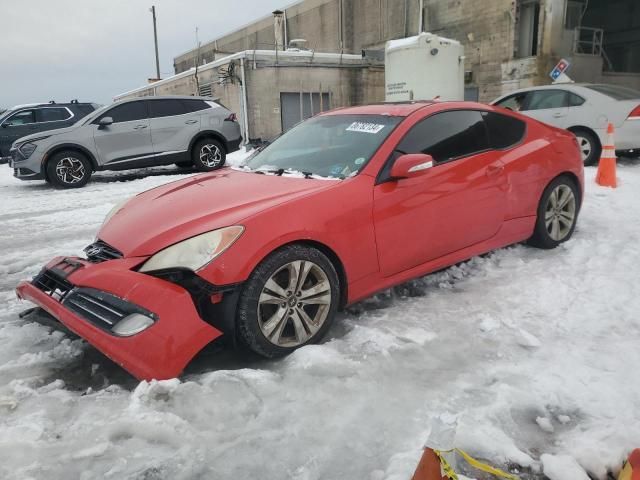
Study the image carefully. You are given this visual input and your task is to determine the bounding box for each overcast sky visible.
[0,0,286,109]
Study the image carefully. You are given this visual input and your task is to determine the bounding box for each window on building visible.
[148,99,187,118]
[98,101,148,123]
[565,0,586,29]
[516,0,540,58]
[397,110,489,164]
[37,107,71,122]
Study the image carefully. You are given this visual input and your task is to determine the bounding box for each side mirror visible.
[98,117,113,128]
[390,153,435,180]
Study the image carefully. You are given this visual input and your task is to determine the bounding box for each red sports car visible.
[16,101,584,380]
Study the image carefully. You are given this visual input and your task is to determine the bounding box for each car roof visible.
[324,100,493,117]
[117,95,220,103]
[9,101,95,110]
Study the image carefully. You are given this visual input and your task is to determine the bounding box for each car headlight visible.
[139,226,244,273]
[18,143,37,159]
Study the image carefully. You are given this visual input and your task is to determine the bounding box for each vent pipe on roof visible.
[273,10,285,51]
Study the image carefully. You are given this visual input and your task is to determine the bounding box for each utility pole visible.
[150,6,161,80]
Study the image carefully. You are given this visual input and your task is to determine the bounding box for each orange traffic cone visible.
[619,449,640,480]
[412,448,447,480]
[595,123,617,188]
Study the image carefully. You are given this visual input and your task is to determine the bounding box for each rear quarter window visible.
[482,111,526,149]
[181,99,211,113]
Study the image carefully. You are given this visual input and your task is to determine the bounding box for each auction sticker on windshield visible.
[346,122,386,134]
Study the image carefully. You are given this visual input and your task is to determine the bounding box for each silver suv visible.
[9,96,242,188]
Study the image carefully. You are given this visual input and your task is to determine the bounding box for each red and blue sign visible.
[550,59,570,81]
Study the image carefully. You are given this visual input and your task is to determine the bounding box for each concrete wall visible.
[173,0,588,102]
[243,64,384,140]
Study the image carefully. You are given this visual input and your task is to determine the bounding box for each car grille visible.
[62,287,157,332]
[32,268,74,301]
[84,240,123,263]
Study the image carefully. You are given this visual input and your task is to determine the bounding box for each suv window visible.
[38,107,71,122]
[99,101,148,123]
[397,110,489,163]
[181,99,211,113]
[525,90,568,110]
[5,109,36,125]
[482,112,526,149]
[148,99,187,118]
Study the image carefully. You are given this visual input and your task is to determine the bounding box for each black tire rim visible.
[199,144,222,168]
[257,260,332,347]
[55,157,85,184]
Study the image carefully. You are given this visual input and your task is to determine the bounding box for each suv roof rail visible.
[70,99,78,104]
[49,100,56,104]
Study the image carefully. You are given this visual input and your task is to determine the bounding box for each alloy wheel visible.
[257,260,332,347]
[55,157,85,184]
[545,184,576,241]
[576,135,592,163]
[199,144,222,168]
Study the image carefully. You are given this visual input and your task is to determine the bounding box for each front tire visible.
[46,151,92,189]
[237,245,340,358]
[192,138,226,172]
[528,176,579,249]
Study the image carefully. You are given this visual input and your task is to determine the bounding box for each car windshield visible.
[585,84,640,100]
[242,114,402,179]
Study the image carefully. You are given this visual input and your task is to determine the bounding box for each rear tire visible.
[528,176,579,249]
[46,151,92,189]
[572,129,600,166]
[192,138,226,172]
[236,245,340,358]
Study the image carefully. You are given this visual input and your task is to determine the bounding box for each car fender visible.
[44,142,99,170]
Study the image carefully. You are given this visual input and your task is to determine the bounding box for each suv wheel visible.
[192,138,226,171]
[46,151,92,188]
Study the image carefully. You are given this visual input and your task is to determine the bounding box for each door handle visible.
[133,125,148,130]
[185,119,198,124]
[486,164,504,177]
[552,112,565,118]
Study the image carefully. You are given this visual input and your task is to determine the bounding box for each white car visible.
[491,84,640,165]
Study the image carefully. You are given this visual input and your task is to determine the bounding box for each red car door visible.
[372,109,507,277]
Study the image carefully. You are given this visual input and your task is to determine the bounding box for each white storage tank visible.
[385,32,465,102]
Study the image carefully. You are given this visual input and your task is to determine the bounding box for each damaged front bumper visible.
[16,256,225,380]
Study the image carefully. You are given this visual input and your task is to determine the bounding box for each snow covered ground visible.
[1,153,639,480]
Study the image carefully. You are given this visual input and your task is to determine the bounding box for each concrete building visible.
[115,50,384,142]
[116,0,640,142]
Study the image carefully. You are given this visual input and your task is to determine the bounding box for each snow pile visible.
[0,161,639,479]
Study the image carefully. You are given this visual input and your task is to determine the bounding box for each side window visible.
[397,110,489,164]
[181,99,211,113]
[495,92,528,112]
[569,93,586,107]
[38,107,72,122]
[525,90,569,110]
[482,112,526,149]
[5,109,36,126]
[98,101,147,123]
[148,99,187,118]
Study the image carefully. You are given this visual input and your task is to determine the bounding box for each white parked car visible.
[491,84,640,165]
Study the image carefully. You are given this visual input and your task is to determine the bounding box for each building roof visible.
[114,49,377,101]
